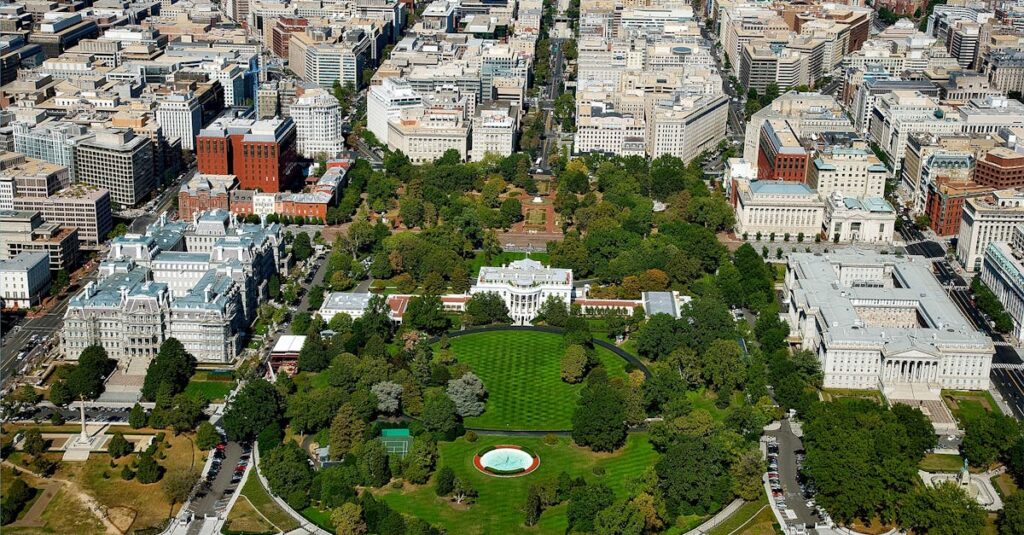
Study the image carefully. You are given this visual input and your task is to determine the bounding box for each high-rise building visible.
[0,210,79,273]
[981,225,1024,343]
[974,147,1024,190]
[367,78,424,143]
[757,119,809,182]
[75,129,155,208]
[289,88,344,158]
[806,144,888,199]
[470,104,518,161]
[0,252,51,308]
[12,121,93,181]
[12,185,113,245]
[196,116,299,192]
[156,92,203,151]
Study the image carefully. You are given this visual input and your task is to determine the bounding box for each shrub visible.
[121,466,136,480]
[544,433,559,445]
[465,431,478,443]
[592,466,606,476]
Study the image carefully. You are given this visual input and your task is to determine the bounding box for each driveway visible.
[188,442,245,518]
[766,419,818,527]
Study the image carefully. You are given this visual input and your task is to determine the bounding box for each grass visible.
[374,433,658,534]
[468,251,551,276]
[994,472,1019,498]
[821,388,883,403]
[943,390,1002,420]
[55,432,199,533]
[184,380,234,403]
[240,468,300,532]
[2,487,107,535]
[920,453,964,472]
[224,496,277,534]
[444,331,629,430]
[687,388,742,422]
[705,496,780,535]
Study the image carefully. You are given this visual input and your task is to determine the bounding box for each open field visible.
[445,330,629,430]
[240,469,300,532]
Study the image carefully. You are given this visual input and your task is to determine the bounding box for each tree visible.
[1000,492,1024,535]
[262,442,314,509]
[129,403,147,429]
[656,436,732,515]
[286,388,345,434]
[136,453,163,484]
[730,449,765,501]
[561,345,589,383]
[58,345,116,401]
[330,404,366,459]
[702,339,745,393]
[594,500,645,535]
[962,412,1017,468]
[196,421,220,450]
[572,378,627,452]
[293,232,313,261]
[371,382,404,414]
[403,437,438,484]
[50,269,69,296]
[525,485,542,526]
[446,372,487,417]
[901,482,986,535]
[405,295,450,334]
[634,314,683,361]
[162,469,200,510]
[464,292,511,325]
[422,392,460,439]
[451,477,477,504]
[537,295,570,327]
[499,198,523,227]
[269,273,281,299]
[222,379,283,441]
[108,432,133,458]
[141,338,197,401]
[435,466,456,496]
[568,483,615,533]
[22,428,45,456]
[359,440,392,487]
[332,503,367,535]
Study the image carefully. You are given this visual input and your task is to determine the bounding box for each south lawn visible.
[375,433,658,534]
[443,330,630,431]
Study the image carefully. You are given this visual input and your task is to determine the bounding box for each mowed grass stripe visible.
[444,331,628,431]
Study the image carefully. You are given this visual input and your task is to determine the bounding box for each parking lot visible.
[766,420,829,531]
[188,441,248,518]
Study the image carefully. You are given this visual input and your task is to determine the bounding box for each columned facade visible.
[882,358,940,383]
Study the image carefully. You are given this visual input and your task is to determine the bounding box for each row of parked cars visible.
[767,438,785,510]
[191,441,254,515]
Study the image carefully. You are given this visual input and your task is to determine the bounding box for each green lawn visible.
[184,380,234,402]
[706,496,772,535]
[920,453,964,472]
[944,390,1002,422]
[445,331,629,431]
[374,433,658,534]
[241,470,300,532]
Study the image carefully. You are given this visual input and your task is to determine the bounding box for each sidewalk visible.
[683,499,746,535]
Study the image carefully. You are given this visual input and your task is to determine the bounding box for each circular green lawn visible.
[443,330,629,431]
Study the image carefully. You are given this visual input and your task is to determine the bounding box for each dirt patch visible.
[106,506,136,533]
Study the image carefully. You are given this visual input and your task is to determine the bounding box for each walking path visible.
[9,481,60,528]
[1,460,120,534]
[683,499,745,535]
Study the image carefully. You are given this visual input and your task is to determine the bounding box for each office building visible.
[785,250,993,394]
[12,185,113,245]
[0,251,51,308]
[196,116,299,193]
[75,129,155,208]
[957,190,1024,272]
[981,226,1024,344]
[734,180,825,240]
[822,193,897,244]
[290,88,345,158]
[806,144,887,199]
[156,92,203,151]
[0,210,79,272]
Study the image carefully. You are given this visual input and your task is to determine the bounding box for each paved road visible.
[1,279,87,384]
[189,442,245,518]
[298,256,328,313]
[766,419,817,528]
[130,167,194,233]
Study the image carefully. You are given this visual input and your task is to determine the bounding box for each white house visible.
[470,259,573,325]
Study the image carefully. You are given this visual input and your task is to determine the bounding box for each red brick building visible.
[271,17,308,59]
[196,116,299,193]
[178,174,234,220]
[757,119,809,182]
[974,147,1024,190]
[924,178,994,236]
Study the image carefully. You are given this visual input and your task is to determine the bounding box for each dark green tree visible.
[656,435,732,515]
[141,338,197,401]
[572,377,627,452]
[136,453,163,484]
[222,379,283,441]
[567,483,614,533]
[359,440,392,487]
[107,432,133,458]
[405,295,450,334]
[900,482,986,535]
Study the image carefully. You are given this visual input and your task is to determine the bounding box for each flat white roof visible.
[272,335,306,353]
